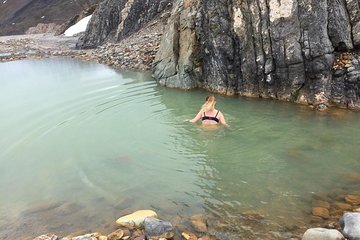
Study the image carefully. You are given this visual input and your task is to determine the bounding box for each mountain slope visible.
[0,0,101,36]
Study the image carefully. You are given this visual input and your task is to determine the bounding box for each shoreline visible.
[0,32,159,72]
[5,187,359,240]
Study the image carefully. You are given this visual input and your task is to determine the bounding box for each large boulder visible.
[340,212,360,240]
[144,217,173,238]
[116,210,158,227]
[302,228,345,240]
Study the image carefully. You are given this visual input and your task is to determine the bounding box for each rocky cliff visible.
[76,0,173,49]
[153,0,360,110]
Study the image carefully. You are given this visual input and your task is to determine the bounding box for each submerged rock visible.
[345,195,360,205]
[189,215,207,233]
[33,233,58,240]
[312,207,330,219]
[312,200,331,209]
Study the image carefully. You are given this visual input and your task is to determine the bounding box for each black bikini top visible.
[202,110,220,123]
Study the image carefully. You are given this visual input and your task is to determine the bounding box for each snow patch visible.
[64,15,92,37]
[3,0,7,4]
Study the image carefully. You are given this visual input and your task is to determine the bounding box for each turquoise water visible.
[0,58,359,239]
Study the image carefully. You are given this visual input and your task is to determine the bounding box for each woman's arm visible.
[219,112,229,127]
[189,111,203,123]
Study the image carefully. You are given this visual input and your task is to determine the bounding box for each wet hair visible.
[201,95,216,112]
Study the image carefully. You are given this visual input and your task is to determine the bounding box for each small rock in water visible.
[189,215,207,233]
[33,233,58,240]
[302,228,344,240]
[333,202,352,211]
[71,232,100,240]
[345,194,360,205]
[242,210,266,220]
[312,207,330,219]
[310,216,324,223]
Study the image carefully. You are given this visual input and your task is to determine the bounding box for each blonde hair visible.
[201,95,216,112]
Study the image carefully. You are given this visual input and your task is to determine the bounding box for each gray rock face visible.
[153,0,360,110]
[302,228,345,240]
[340,212,360,240]
[345,0,360,46]
[153,0,201,89]
[76,0,172,49]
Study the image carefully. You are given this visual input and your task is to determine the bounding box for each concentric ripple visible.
[0,58,359,239]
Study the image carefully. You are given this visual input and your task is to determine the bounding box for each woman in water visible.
[189,95,229,127]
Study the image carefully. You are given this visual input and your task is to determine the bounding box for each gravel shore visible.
[0,19,163,71]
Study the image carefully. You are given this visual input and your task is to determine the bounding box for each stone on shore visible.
[302,228,345,240]
[116,210,157,227]
[144,217,173,238]
[71,232,100,240]
[181,230,198,240]
[107,229,124,240]
[340,212,360,240]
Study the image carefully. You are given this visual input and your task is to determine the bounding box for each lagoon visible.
[0,58,359,239]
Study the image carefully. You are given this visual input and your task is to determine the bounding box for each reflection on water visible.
[0,58,359,239]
